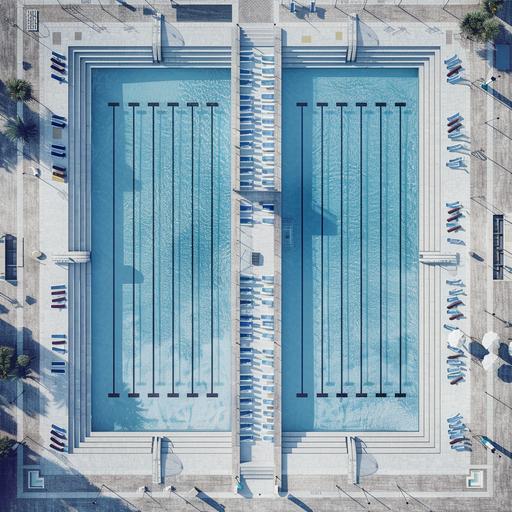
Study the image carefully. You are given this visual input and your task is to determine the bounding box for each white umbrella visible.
[482,331,499,351]
[447,329,465,347]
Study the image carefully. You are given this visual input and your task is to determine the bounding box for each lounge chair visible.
[50,56,65,67]
[261,79,275,88]
[50,443,65,452]
[482,331,499,351]
[444,54,458,64]
[51,304,66,309]
[51,73,66,83]
[447,116,463,126]
[447,74,463,84]
[50,429,66,440]
[50,436,65,447]
[447,58,462,69]
[51,64,65,74]
[447,413,463,423]
[447,211,462,221]
[51,369,65,374]
[448,123,462,133]
[447,65,462,77]
[446,238,466,245]
[51,120,66,128]
[447,144,465,152]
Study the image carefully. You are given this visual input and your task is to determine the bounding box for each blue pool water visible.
[91,68,231,431]
[282,68,419,432]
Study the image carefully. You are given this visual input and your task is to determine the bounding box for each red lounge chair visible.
[447,65,462,77]
[448,123,462,133]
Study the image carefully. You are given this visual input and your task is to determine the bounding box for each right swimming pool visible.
[281,68,419,432]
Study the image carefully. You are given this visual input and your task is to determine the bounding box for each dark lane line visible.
[317,102,328,398]
[207,102,219,398]
[296,102,308,398]
[167,102,179,398]
[376,102,387,398]
[107,102,120,398]
[148,102,160,398]
[355,102,367,398]
[336,102,348,399]
[187,102,199,398]
[128,102,140,399]
[395,102,407,398]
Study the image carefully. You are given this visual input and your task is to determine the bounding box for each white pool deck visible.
[3,0,511,509]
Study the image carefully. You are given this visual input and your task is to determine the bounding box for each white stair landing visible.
[239,464,275,497]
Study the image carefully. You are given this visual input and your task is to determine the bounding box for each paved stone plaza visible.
[1,0,512,510]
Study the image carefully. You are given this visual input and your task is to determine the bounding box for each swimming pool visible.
[90,68,231,431]
[281,68,419,432]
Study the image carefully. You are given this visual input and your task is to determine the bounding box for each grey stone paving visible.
[1,1,511,511]
[239,0,275,23]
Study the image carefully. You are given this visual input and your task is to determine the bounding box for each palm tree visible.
[5,78,32,102]
[460,10,501,43]
[4,116,37,143]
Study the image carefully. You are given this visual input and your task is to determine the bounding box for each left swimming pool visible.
[90,68,232,431]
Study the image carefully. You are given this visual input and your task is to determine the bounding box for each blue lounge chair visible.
[446,278,464,286]
[51,73,66,83]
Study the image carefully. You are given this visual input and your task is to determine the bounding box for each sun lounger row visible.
[447,414,471,451]
[444,55,464,84]
[50,423,67,452]
[50,51,67,83]
[51,113,66,129]
[51,285,67,309]
[52,334,67,354]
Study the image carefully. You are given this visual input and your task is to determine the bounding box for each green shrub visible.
[0,346,14,379]
[0,436,16,458]
[5,78,32,102]
[460,10,501,42]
